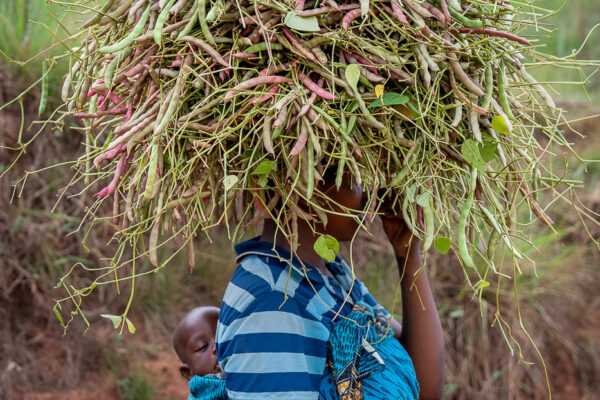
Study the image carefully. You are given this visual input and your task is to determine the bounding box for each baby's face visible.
[180,315,220,378]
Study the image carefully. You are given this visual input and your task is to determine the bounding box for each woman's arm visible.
[382,214,445,400]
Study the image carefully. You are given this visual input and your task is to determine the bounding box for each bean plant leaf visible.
[368,93,409,108]
[284,11,321,32]
[125,317,136,334]
[434,237,452,254]
[461,139,485,171]
[314,234,339,262]
[416,192,431,208]
[375,84,384,99]
[252,160,274,175]
[492,115,511,135]
[345,64,360,93]
[480,141,497,163]
[406,184,416,203]
[101,314,122,329]
[473,279,490,291]
[223,175,238,191]
[258,175,269,187]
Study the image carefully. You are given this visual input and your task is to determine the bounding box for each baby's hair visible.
[173,306,219,362]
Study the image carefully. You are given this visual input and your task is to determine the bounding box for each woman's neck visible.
[260,219,329,274]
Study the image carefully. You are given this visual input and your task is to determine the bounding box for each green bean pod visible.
[198,0,217,47]
[38,63,48,116]
[448,7,484,28]
[482,63,493,110]
[498,61,515,120]
[176,3,199,40]
[144,143,159,201]
[486,229,500,260]
[422,198,434,252]
[306,132,315,200]
[335,142,347,190]
[402,194,416,234]
[99,4,151,54]
[84,0,117,28]
[244,42,284,53]
[206,0,224,22]
[458,168,478,268]
[154,0,177,47]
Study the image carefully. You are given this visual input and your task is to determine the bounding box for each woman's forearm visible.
[397,250,445,400]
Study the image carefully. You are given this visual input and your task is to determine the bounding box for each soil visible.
[11,345,188,400]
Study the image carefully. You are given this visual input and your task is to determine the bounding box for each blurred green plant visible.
[527,0,600,102]
[0,0,76,99]
[117,373,156,400]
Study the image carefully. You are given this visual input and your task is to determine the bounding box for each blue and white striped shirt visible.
[216,238,380,400]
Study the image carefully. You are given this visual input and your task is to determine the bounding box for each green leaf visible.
[406,101,421,118]
[252,160,274,175]
[345,64,360,93]
[461,139,485,171]
[82,243,90,253]
[101,314,122,329]
[125,318,136,334]
[368,93,410,108]
[406,184,416,203]
[449,309,464,319]
[258,175,269,188]
[480,141,497,163]
[284,11,320,32]
[491,115,511,135]
[416,192,431,208]
[242,149,253,158]
[223,175,238,191]
[473,280,490,291]
[434,237,452,255]
[314,234,339,262]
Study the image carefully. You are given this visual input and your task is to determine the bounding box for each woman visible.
[216,171,445,400]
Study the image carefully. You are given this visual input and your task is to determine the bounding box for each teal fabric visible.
[319,302,419,400]
[188,374,227,400]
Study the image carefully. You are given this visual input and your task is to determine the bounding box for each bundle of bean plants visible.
[39,0,597,328]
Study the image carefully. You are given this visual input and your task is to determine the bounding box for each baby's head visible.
[173,306,220,381]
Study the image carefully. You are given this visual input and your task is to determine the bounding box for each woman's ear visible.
[179,364,193,381]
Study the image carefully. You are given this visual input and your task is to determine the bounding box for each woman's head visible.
[310,169,365,241]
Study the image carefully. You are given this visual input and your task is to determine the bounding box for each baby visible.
[173,306,223,384]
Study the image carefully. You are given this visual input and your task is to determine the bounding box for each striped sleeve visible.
[218,290,329,400]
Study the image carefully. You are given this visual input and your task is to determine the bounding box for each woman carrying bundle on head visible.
[55,0,579,398]
[213,169,445,400]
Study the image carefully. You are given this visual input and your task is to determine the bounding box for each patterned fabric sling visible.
[319,302,420,400]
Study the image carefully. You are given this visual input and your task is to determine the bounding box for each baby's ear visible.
[179,364,193,381]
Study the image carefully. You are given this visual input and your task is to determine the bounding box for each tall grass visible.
[527,0,600,102]
[0,0,76,98]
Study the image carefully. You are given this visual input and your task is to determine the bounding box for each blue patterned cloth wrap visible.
[319,302,419,400]
[188,374,227,400]
[187,302,418,400]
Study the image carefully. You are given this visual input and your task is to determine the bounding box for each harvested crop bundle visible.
[48,0,593,309]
